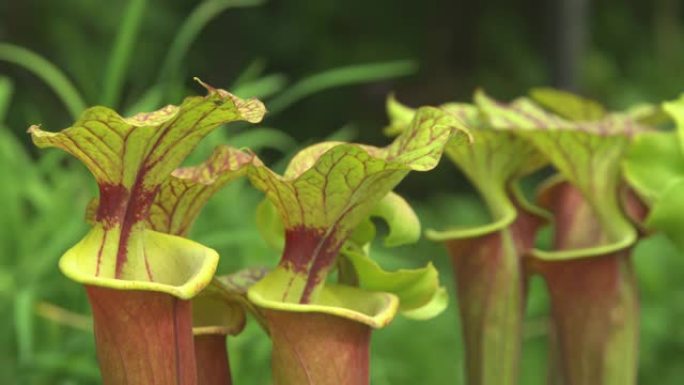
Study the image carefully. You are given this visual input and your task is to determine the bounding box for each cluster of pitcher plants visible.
[30,78,683,385]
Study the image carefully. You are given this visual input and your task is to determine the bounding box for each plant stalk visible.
[263,309,371,385]
[86,285,198,385]
[444,206,543,385]
[194,335,232,385]
[534,182,639,385]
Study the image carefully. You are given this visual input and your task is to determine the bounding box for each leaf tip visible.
[194,77,267,124]
[193,77,215,92]
[27,124,53,147]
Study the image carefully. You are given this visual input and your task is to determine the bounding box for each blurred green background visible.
[1,0,683,384]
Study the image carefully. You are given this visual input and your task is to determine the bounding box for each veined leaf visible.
[85,145,258,235]
[529,87,606,121]
[29,81,266,297]
[475,90,645,251]
[255,190,420,253]
[247,106,469,304]
[148,146,258,236]
[385,95,545,235]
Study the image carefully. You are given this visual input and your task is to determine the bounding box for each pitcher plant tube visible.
[29,81,266,385]
[242,106,470,385]
[385,93,548,385]
[477,88,654,385]
[139,145,264,385]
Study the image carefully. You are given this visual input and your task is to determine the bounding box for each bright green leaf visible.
[647,179,684,251]
[341,246,447,317]
[623,131,684,204]
[663,94,684,152]
[529,87,605,121]
[148,146,257,236]
[369,191,420,247]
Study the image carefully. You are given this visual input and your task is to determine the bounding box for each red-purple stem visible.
[444,202,544,385]
[264,309,371,385]
[533,182,639,385]
[194,335,232,385]
[86,286,198,385]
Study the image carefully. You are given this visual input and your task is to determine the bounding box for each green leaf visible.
[247,107,468,303]
[475,90,644,259]
[341,246,446,318]
[663,94,684,152]
[217,267,270,295]
[647,179,684,251]
[530,86,666,126]
[0,76,13,123]
[85,145,257,235]
[29,82,266,297]
[369,191,420,247]
[623,131,684,204]
[101,0,148,107]
[255,190,417,251]
[30,81,264,194]
[385,95,545,238]
[384,94,416,136]
[0,43,86,118]
[255,198,286,251]
[623,95,684,251]
[148,146,257,236]
[529,87,606,121]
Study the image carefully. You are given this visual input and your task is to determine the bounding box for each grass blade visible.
[0,43,86,119]
[101,0,148,107]
[157,0,265,90]
[0,76,13,123]
[266,59,418,115]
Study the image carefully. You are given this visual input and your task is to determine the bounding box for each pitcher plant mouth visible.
[248,267,399,329]
[60,227,219,299]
